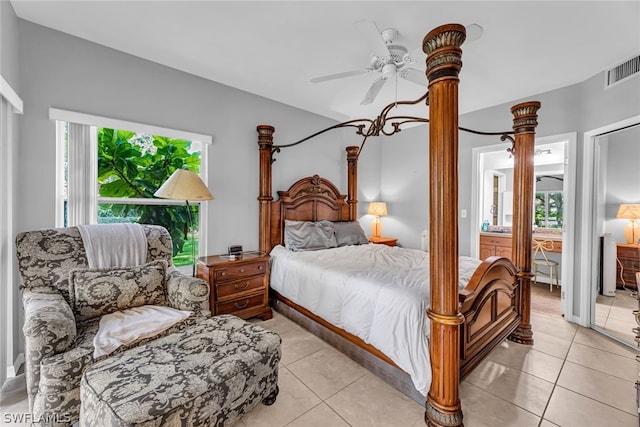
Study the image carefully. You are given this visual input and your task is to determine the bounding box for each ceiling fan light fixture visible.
[382,63,397,76]
[380,28,398,44]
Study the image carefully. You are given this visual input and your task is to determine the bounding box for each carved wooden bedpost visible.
[508,102,541,345]
[346,146,359,221]
[423,24,466,427]
[257,125,275,254]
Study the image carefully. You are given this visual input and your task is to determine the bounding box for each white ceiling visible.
[9,1,640,122]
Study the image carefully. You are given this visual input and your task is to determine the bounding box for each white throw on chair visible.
[532,239,560,292]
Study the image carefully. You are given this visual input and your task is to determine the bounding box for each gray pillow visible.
[284,220,338,251]
[69,260,168,321]
[333,221,368,246]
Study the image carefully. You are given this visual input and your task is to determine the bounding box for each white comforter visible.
[269,243,482,396]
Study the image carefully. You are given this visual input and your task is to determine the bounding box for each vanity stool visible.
[532,239,560,292]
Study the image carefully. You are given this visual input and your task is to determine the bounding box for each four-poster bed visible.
[256,23,540,427]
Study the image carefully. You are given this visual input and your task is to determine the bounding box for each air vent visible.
[605,54,640,88]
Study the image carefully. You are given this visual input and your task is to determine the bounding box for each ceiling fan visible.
[310,20,483,105]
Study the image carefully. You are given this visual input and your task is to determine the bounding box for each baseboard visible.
[6,353,24,378]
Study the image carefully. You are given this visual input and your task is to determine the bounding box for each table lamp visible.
[616,204,640,244]
[368,202,387,239]
[155,169,214,276]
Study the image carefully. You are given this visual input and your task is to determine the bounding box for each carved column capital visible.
[346,146,359,163]
[510,101,541,134]
[257,125,275,149]
[423,24,466,82]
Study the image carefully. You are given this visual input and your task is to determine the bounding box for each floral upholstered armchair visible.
[15,224,210,426]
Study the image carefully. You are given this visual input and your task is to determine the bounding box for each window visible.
[53,109,211,268]
[535,191,563,228]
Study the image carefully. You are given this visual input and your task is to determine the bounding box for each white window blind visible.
[67,123,97,226]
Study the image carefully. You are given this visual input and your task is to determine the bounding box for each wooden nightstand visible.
[616,243,640,289]
[197,251,272,320]
[368,236,398,247]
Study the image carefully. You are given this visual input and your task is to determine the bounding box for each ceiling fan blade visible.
[466,23,483,42]
[407,46,423,64]
[310,68,373,83]
[399,68,426,86]
[353,19,390,58]
[360,76,388,105]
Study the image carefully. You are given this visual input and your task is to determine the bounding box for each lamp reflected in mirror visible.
[616,203,640,244]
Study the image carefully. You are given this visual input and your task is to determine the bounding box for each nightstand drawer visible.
[216,293,265,315]
[215,261,267,281]
[216,275,265,299]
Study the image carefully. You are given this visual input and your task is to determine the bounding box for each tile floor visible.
[2,310,639,427]
[596,288,638,345]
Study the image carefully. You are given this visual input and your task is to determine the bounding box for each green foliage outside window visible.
[96,128,201,265]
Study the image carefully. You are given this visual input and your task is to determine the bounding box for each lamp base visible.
[371,217,382,239]
[623,221,640,245]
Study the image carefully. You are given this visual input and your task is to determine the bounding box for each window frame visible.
[51,108,212,271]
[535,190,564,229]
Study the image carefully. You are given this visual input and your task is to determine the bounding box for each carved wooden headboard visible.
[257,125,360,253]
[267,175,351,250]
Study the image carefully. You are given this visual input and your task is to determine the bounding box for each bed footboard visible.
[458,256,521,378]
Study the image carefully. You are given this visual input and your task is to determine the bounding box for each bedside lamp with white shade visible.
[368,202,387,238]
[616,203,640,244]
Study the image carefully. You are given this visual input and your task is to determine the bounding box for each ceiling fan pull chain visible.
[395,71,398,108]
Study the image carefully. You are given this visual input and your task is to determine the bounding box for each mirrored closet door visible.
[592,123,640,347]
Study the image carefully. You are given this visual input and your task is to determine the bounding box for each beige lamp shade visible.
[616,204,640,220]
[368,202,388,216]
[617,204,640,244]
[368,202,387,238]
[154,169,214,201]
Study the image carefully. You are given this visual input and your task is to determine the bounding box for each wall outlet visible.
[460,209,467,218]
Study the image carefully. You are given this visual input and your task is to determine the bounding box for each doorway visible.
[471,132,577,318]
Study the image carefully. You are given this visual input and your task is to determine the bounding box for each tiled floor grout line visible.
[280,347,368,427]
[541,325,640,421]
[535,325,577,426]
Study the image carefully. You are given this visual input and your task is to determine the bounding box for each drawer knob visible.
[258,265,263,270]
[221,272,226,276]
[234,300,249,309]
[239,268,245,273]
[235,281,249,290]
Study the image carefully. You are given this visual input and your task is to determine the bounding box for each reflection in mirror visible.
[480,142,566,227]
[535,178,563,229]
[593,124,640,347]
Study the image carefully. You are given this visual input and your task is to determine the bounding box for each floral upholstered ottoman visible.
[79,315,281,426]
